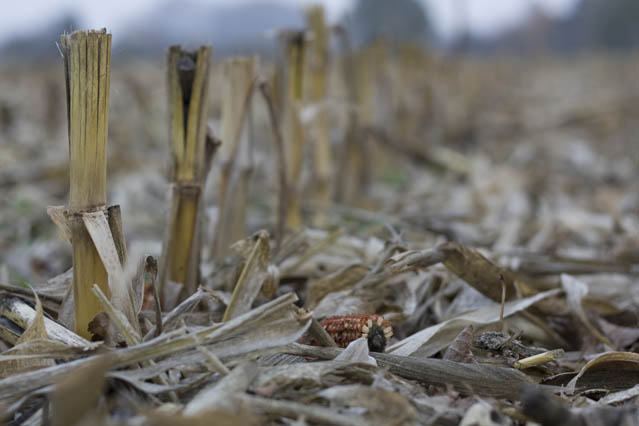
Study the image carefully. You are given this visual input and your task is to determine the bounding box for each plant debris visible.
[1,13,639,426]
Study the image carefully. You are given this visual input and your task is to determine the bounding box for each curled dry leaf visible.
[567,351,639,394]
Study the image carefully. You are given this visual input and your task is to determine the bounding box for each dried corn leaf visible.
[388,288,561,357]
[317,384,418,426]
[335,338,376,366]
[561,274,612,347]
[144,287,214,340]
[146,410,260,426]
[383,248,445,274]
[185,361,258,415]
[235,393,368,426]
[440,242,535,302]
[254,361,376,393]
[0,292,306,400]
[47,205,71,242]
[443,324,474,362]
[594,316,639,349]
[305,263,369,310]
[313,290,373,318]
[0,339,97,363]
[50,356,109,426]
[280,228,345,276]
[224,230,270,321]
[58,280,75,330]
[83,210,141,336]
[260,265,280,299]
[599,383,639,405]
[459,402,509,426]
[0,293,53,377]
[92,284,141,345]
[109,369,212,395]
[0,297,89,347]
[0,268,72,305]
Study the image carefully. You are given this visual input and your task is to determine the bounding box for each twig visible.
[499,274,507,333]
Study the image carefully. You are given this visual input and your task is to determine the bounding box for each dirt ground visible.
[1,51,639,425]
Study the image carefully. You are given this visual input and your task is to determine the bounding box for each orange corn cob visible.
[320,314,393,352]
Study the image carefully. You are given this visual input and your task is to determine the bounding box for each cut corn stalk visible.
[281,31,306,229]
[158,45,212,307]
[333,26,365,204]
[305,5,333,227]
[211,56,256,259]
[61,29,113,339]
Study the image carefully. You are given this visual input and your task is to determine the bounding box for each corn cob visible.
[319,314,393,352]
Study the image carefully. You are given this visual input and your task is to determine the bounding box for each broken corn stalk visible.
[158,46,211,306]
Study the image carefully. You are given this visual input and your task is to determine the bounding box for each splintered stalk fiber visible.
[159,46,211,304]
[61,29,112,339]
[282,32,306,229]
[305,5,332,227]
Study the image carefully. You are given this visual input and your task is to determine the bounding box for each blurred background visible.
[1,0,638,285]
[4,0,639,59]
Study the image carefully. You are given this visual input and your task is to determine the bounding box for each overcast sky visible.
[0,0,580,44]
